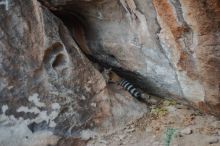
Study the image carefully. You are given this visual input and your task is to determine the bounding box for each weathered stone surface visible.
[153,0,220,115]
[0,0,147,145]
[39,0,220,116]
[0,0,220,145]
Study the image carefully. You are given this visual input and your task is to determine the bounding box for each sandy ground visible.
[0,84,219,146]
[87,96,220,146]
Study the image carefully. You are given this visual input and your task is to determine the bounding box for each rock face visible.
[0,0,147,146]
[0,0,219,145]
[39,0,220,116]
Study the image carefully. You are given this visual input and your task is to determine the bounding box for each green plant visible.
[164,128,176,146]
[163,100,176,106]
[150,107,168,117]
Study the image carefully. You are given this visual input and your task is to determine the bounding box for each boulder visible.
[39,0,220,116]
[0,0,147,145]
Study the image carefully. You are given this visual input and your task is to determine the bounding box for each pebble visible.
[99,139,108,144]
[148,98,158,104]
[118,134,126,140]
[211,121,220,128]
[145,128,152,133]
[119,141,127,145]
[7,86,14,90]
[130,124,135,128]
[122,141,127,145]
[175,132,182,138]
[180,127,193,135]
[126,128,135,133]
[166,106,176,113]
[176,104,188,109]
[207,137,219,144]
